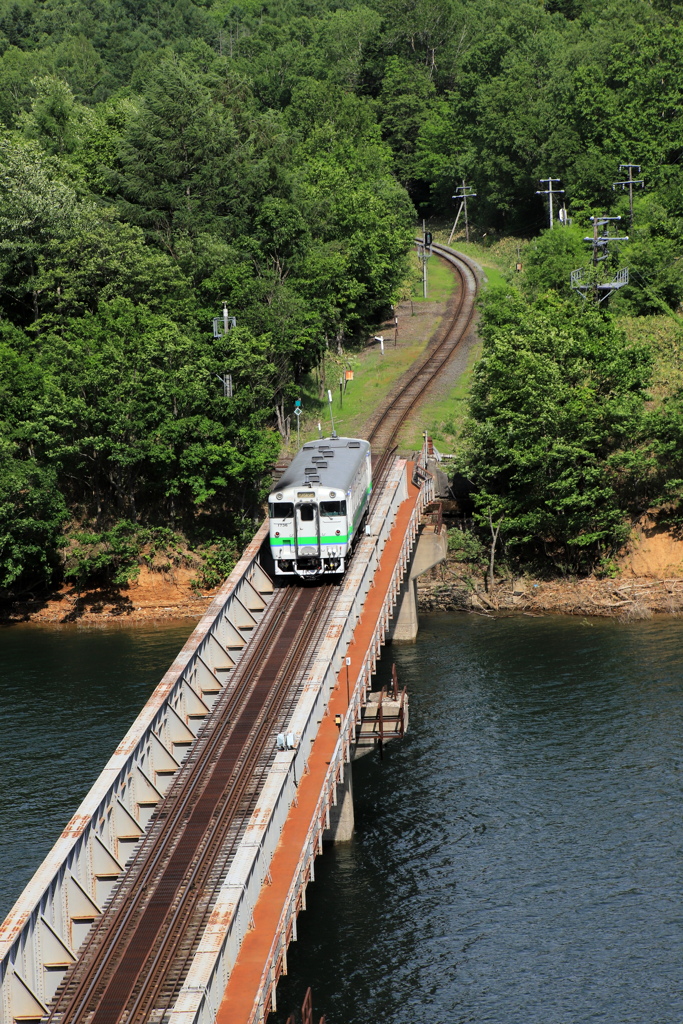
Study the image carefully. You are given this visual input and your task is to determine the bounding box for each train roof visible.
[270,437,370,496]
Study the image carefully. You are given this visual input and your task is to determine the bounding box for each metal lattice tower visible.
[570,216,629,304]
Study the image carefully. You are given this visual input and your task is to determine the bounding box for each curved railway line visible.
[366,242,479,454]
[43,242,478,1024]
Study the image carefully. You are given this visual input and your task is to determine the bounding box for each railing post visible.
[302,986,313,1024]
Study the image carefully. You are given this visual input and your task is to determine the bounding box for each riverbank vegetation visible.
[2,0,683,602]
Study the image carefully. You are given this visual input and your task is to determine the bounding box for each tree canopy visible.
[2,0,683,592]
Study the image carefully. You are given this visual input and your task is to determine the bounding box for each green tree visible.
[379,55,437,191]
[463,288,652,571]
[113,54,244,244]
[0,441,67,596]
[522,225,587,299]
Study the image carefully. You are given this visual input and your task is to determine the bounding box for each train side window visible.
[270,502,294,518]
[299,503,315,522]
[319,501,347,517]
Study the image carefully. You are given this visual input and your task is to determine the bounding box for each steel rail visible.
[153,584,336,1015]
[45,241,477,1024]
[366,243,479,455]
[123,584,336,1024]
[47,584,334,1024]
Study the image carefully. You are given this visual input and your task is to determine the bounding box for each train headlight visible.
[329,491,336,497]
[276,492,283,500]
[274,531,280,537]
[335,530,340,535]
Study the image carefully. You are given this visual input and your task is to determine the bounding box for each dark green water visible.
[273,614,683,1024]
[0,621,192,919]
[2,615,683,1023]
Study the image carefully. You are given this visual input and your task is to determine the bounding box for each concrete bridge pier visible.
[323,765,354,843]
[390,525,448,642]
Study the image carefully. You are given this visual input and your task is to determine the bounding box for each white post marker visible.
[327,389,337,436]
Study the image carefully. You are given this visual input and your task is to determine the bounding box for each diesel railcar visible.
[268,436,372,578]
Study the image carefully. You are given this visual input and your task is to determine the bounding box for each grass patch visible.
[277,226,515,460]
[399,336,482,454]
[409,250,457,303]
[619,314,683,406]
[284,252,459,453]
[394,231,526,455]
[433,232,528,290]
[289,334,441,451]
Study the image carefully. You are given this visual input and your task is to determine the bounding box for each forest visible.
[1,0,683,596]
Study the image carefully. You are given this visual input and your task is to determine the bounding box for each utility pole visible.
[612,163,644,228]
[417,220,432,299]
[294,398,302,448]
[327,389,337,437]
[535,177,564,229]
[452,180,477,243]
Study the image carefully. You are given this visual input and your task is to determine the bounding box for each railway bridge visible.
[0,244,479,1024]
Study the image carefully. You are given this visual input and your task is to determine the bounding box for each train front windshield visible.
[319,501,347,517]
[270,502,294,518]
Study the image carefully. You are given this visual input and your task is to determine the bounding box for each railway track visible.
[366,242,479,456]
[47,583,336,1024]
[43,241,478,1024]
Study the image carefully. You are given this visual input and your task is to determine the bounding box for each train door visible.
[294,502,321,560]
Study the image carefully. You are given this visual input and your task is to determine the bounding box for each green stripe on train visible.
[270,483,371,548]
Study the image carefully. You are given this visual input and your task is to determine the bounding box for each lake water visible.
[2,614,682,1023]
[274,614,683,1024]
[0,621,192,919]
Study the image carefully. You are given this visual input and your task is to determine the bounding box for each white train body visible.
[268,436,372,578]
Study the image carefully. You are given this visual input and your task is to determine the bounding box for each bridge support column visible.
[390,576,419,642]
[390,526,448,643]
[323,763,354,843]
